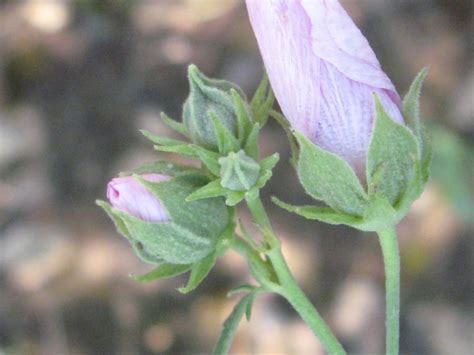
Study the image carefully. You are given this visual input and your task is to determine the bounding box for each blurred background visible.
[0,0,472,354]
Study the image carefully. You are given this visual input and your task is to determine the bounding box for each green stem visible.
[245,194,346,355]
[377,228,400,355]
[268,248,346,355]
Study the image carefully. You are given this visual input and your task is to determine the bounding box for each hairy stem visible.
[245,194,346,354]
[377,228,400,355]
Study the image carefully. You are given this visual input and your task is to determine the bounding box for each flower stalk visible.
[245,194,346,354]
[377,228,401,355]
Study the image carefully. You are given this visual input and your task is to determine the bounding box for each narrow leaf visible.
[160,112,190,138]
[260,153,279,172]
[154,144,197,156]
[192,146,221,176]
[231,89,252,142]
[210,111,240,154]
[227,284,257,297]
[178,252,217,294]
[141,130,186,146]
[271,197,362,226]
[244,123,261,159]
[186,180,226,201]
[132,263,192,282]
[225,191,245,206]
[213,294,254,355]
[403,68,428,141]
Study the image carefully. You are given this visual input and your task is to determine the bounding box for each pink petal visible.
[246,0,404,171]
[107,174,170,223]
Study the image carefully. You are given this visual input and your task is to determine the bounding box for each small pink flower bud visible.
[107,174,170,223]
[246,0,404,172]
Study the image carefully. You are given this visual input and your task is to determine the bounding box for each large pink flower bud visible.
[246,0,404,171]
[107,174,170,223]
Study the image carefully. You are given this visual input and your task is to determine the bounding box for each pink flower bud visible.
[107,174,170,223]
[246,0,404,171]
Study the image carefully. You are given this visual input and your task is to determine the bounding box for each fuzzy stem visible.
[377,228,400,355]
[245,194,346,355]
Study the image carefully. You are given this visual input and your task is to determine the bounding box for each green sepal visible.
[132,263,192,283]
[96,200,163,264]
[160,112,190,138]
[99,174,230,265]
[116,208,214,264]
[137,174,230,250]
[367,96,420,206]
[210,111,240,154]
[402,68,431,182]
[295,132,368,216]
[250,73,274,126]
[213,292,257,355]
[178,251,217,294]
[403,68,428,148]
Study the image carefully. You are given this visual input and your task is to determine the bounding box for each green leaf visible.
[251,73,274,126]
[186,179,226,201]
[153,144,197,156]
[271,197,362,226]
[192,146,221,176]
[178,252,216,293]
[244,123,261,159]
[227,284,257,297]
[245,291,257,321]
[295,132,368,216]
[141,130,185,146]
[210,111,240,154]
[96,201,163,264]
[132,263,192,282]
[368,96,420,206]
[213,293,254,355]
[259,153,279,172]
[122,160,199,177]
[160,112,190,138]
[225,191,245,206]
[231,89,252,143]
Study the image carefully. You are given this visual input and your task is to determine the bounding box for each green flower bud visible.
[218,150,261,191]
[183,64,245,150]
[98,173,230,265]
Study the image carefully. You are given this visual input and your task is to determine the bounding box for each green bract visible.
[274,70,431,232]
[183,64,245,150]
[98,171,230,265]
